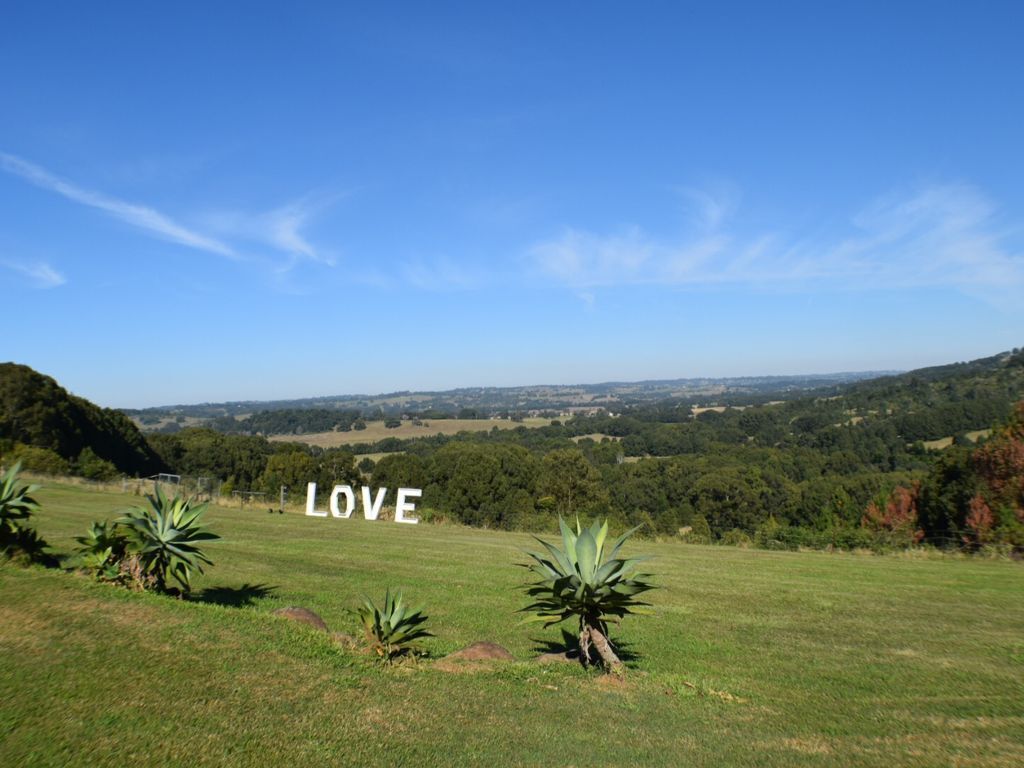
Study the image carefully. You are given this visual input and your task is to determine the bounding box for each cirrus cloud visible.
[529,183,1024,300]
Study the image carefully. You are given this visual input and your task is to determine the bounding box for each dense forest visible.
[0,363,163,479]
[2,349,1022,551]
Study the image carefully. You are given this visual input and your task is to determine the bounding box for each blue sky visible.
[3,2,1022,408]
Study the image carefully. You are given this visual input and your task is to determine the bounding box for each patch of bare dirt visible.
[434,641,514,673]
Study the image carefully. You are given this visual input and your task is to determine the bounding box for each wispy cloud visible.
[530,184,1024,298]
[1,152,235,258]
[1,259,66,288]
[401,257,482,291]
[202,198,335,268]
[1,153,339,276]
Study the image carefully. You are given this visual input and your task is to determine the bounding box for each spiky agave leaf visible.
[118,488,220,593]
[0,462,40,531]
[355,588,433,662]
[519,516,655,629]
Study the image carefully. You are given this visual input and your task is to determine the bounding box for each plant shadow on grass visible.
[193,583,277,608]
[531,628,641,665]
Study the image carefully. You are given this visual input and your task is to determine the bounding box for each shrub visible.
[3,444,70,475]
[0,462,51,563]
[73,520,130,581]
[355,588,432,663]
[682,514,712,544]
[76,448,119,481]
[118,487,220,594]
[520,517,655,673]
[721,528,752,548]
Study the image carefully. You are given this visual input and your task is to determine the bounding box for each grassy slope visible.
[268,417,551,448]
[2,484,1023,767]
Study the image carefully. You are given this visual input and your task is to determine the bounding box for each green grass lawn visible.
[2,483,1023,767]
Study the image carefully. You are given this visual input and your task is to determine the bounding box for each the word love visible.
[304,482,421,524]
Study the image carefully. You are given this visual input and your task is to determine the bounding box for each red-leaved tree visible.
[862,483,924,545]
[971,401,1024,530]
[964,494,995,548]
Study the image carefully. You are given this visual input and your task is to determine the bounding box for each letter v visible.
[361,486,387,520]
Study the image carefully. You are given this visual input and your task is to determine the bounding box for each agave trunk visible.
[579,618,624,673]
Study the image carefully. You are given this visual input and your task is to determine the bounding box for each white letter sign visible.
[361,486,387,520]
[302,482,422,525]
[395,487,421,524]
[305,482,327,517]
[330,485,356,518]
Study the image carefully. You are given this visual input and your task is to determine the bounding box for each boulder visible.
[443,641,515,662]
[272,606,329,632]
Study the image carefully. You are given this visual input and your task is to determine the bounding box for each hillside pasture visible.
[269,417,552,448]
[1,483,1023,766]
[922,428,993,451]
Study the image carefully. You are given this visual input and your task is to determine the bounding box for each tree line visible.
[3,351,1022,551]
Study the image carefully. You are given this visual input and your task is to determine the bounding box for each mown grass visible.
[2,483,1023,767]
[268,417,552,448]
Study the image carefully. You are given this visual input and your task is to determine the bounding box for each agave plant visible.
[0,462,48,561]
[356,588,432,662]
[521,517,655,673]
[1,462,39,532]
[74,520,130,581]
[118,487,220,594]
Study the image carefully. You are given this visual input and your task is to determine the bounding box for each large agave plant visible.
[118,487,220,594]
[356,588,432,662]
[0,462,39,533]
[521,517,655,672]
[0,462,47,561]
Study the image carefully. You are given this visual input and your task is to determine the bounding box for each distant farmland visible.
[268,417,553,448]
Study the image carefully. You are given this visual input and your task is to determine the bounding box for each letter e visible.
[395,488,421,524]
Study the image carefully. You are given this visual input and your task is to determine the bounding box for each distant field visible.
[922,428,992,451]
[269,417,552,448]
[3,483,1022,766]
[571,432,622,443]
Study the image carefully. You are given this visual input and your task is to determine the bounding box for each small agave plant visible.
[356,588,432,663]
[521,517,655,673]
[73,520,130,581]
[118,486,220,594]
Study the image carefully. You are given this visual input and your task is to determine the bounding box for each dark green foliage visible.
[371,453,427,490]
[259,445,359,498]
[0,363,163,477]
[425,443,540,528]
[147,428,272,490]
[207,408,363,436]
[684,514,712,544]
[1,444,70,475]
[75,447,119,480]
[538,449,609,518]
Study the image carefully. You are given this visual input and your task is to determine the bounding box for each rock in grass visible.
[443,641,514,662]
[272,606,328,632]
